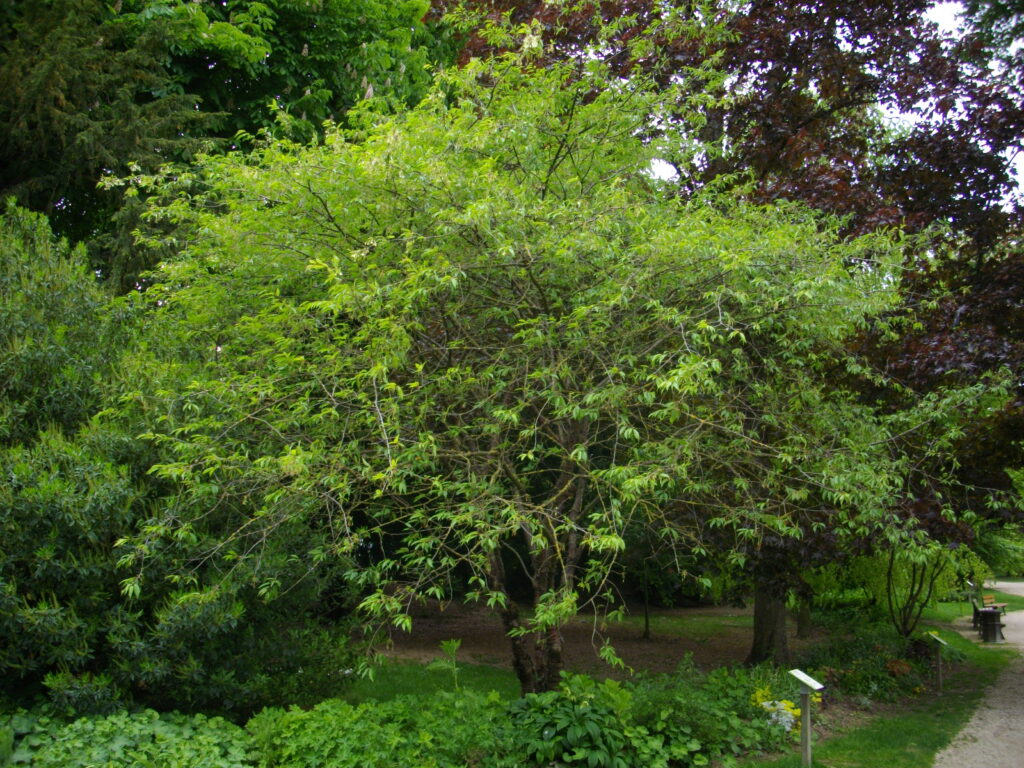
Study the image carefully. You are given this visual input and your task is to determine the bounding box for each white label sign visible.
[789,668,824,691]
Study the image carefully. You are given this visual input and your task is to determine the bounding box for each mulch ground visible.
[380,599,820,675]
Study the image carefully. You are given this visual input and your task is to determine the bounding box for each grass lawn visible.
[343,659,520,704]
[614,610,754,640]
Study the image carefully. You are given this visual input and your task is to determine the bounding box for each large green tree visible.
[117,43,944,692]
[0,0,449,288]
[431,1,1024,659]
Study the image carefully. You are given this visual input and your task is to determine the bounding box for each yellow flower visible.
[750,686,773,707]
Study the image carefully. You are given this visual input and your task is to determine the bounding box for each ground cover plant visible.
[4,664,795,768]
[229,663,800,767]
[3,708,251,768]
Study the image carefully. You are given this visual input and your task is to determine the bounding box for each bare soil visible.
[380,599,819,675]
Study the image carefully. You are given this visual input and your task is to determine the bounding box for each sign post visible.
[789,669,825,767]
[927,631,948,693]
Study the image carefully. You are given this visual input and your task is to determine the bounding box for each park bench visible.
[972,599,1006,642]
[982,594,1008,614]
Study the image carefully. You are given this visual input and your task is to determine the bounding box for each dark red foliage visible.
[431,0,1023,248]
[873,243,1024,511]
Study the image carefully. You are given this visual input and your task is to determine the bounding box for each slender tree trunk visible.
[488,551,538,693]
[796,594,813,639]
[538,626,564,692]
[496,597,563,694]
[642,567,651,641]
[490,546,567,694]
[745,580,790,666]
[498,601,537,693]
[490,470,587,694]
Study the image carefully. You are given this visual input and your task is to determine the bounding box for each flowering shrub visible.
[749,686,820,734]
[759,700,800,732]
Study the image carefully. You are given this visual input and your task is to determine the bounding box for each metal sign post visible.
[927,631,948,693]
[789,669,825,768]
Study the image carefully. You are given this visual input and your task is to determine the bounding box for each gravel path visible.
[931,581,1024,768]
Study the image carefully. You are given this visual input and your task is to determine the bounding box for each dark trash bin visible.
[979,608,1005,643]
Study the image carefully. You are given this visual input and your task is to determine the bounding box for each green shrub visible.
[250,671,781,768]
[0,203,364,717]
[798,622,928,702]
[974,524,1024,577]
[626,663,790,766]
[501,667,789,768]
[0,665,829,768]
[505,675,648,768]
[248,690,514,768]
[6,708,253,767]
[41,671,121,717]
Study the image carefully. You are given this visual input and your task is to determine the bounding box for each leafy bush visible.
[625,663,791,766]
[500,666,790,768]
[41,671,121,717]
[248,690,514,768]
[0,201,115,445]
[0,662,813,768]
[505,676,647,768]
[798,622,928,702]
[974,524,1024,577]
[0,427,143,706]
[5,708,253,767]
[247,666,789,768]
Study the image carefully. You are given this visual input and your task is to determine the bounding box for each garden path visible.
[931,580,1024,768]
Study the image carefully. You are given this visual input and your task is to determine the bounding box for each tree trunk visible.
[796,594,813,639]
[490,549,566,694]
[488,552,539,693]
[745,580,790,666]
[642,567,651,641]
[498,605,564,694]
[497,601,538,694]
[489,471,587,695]
[538,626,564,692]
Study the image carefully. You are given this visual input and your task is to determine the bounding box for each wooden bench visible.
[983,594,1008,614]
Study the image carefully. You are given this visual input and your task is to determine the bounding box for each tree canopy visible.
[107,43,983,691]
[430,0,1024,566]
[0,0,451,288]
[1,2,1022,706]
[432,0,1023,249]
